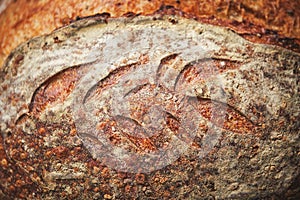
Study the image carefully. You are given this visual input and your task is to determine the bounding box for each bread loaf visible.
[0,2,299,199]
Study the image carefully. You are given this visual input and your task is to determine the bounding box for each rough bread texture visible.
[0,15,299,199]
[0,0,300,68]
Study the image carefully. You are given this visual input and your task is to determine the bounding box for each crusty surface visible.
[0,15,299,199]
[0,0,300,68]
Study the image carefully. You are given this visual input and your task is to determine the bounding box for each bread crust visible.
[0,1,300,199]
[0,15,299,199]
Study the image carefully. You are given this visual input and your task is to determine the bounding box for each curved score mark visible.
[173,58,258,133]
[156,53,180,83]
[83,62,139,104]
[123,83,148,98]
[27,64,88,116]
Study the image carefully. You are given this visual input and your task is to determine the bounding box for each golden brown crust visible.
[0,14,299,199]
[0,1,299,198]
[0,0,299,68]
